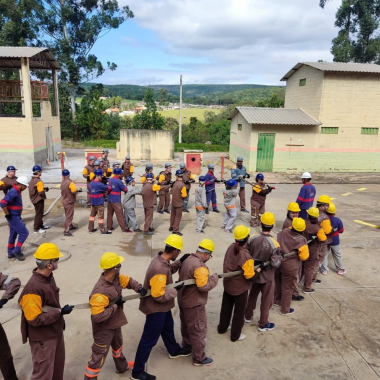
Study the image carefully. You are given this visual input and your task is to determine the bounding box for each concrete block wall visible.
[118,129,174,161]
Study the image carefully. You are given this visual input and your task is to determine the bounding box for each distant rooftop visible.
[281,62,380,81]
[0,47,61,70]
[228,107,321,126]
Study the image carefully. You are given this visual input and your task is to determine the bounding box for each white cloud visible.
[113,0,339,84]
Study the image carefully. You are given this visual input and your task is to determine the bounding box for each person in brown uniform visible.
[302,207,327,294]
[61,169,81,237]
[18,243,74,380]
[274,218,309,316]
[250,173,273,227]
[83,155,96,207]
[282,202,301,230]
[29,165,49,234]
[157,163,172,214]
[217,225,256,342]
[180,162,194,213]
[245,212,282,331]
[84,252,147,379]
[121,155,134,179]
[0,166,18,195]
[132,235,192,380]
[101,148,110,171]
[141,173,170,235]
[282,202,304,302]
[169,169,187,236]
[140,163,154,184]
[312,195,333,280]
[177,239,218,366]
[0,272,21,380]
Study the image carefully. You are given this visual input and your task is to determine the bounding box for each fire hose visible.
[2,251,299,313]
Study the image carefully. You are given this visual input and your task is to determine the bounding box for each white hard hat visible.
[301,172,312,179]
[17,176,30,187]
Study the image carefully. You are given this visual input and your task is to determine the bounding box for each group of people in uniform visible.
[0,152,346,380]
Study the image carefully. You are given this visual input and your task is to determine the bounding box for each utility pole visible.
[179,74,183,143]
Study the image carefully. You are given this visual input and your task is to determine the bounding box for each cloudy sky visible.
[91,0,339,86]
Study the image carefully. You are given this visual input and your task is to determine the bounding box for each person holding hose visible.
[231,156,250,212]
[250,173,273,227]
[217,225,258,342]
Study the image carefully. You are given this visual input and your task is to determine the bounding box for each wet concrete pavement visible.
[0,177,380,380]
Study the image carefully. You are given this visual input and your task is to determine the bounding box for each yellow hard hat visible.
[34,243,64,260]
[327,203,336,213]
[99,252,125,270]
[292,217,306,232]
[260,212,276,226]
[233,225,251,241]
[288,202,301,212]
[165,234,183,250]
[198,239,215,253]
[307,207,319,218]
[317,195,331,205]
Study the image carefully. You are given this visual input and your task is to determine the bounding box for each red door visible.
[186,153,202,175]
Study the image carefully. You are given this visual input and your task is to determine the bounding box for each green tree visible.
[133,88,164,130]
[163,117,179,130]
[158,88,168,104]
[321,0,380,63]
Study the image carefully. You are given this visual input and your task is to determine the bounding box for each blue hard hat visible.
[62,169,70,176]
[113,168,122,175]
[199,176,206,182]
[256,173,264,181]
[126,176,135,184]
[6,166,17,171]
[226,179,237,187]
[94,169,103,176]
[32,165,42,172]
[146,173,154,180]
[175,169,183,177]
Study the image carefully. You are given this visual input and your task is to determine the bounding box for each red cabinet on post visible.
[184,150,203,175]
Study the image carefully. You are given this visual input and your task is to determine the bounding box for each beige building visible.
[0,47,61,168]
[229,62,380,172]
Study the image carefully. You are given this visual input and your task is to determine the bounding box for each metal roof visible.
[0,47,61,70]
[228,107,322,126]
[281,62,380,81]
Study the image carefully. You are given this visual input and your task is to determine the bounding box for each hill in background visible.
[80,83,285,105]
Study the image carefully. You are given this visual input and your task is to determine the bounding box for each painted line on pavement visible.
[330,197,336,201]
[341,192,353,196]
[353,220,380,229]
[357,187,367,191]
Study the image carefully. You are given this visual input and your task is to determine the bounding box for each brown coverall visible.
[250,184,271,227]
[121,162,133,179]
[0,176,17,195]
[245,234,282,327]
[170,181,187,232]
[84,273,142,379]
[303,219,327,291]
[83,164,95,206]
[61,177,77,233]
[317,211,333,274]
[29,176,46,231]
[177,253,218,363]
[0,272,21,380]
[274,229,309,314]
[157,171,172,212]
[18,269,66,380]
[217,244,255,341]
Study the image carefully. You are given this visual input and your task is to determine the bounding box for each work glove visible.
[244,173,251,179]
[61,304,74,315]
[254,260,266,270]
[138,287,147,297]
[184,181,189,184]
[170,181,175,188]
[267,185,273,192]
[333,227,338,232]
[78,188,83,193]
[44,187,49,192]
[0,298,8,308]
[179,253,190,263]
[5,214,12,220]
[115,295,125,308]
[174,282,185,291]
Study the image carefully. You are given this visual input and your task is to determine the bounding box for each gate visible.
[256,133,275,172]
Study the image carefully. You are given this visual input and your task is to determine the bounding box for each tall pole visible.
[179,74,183,143]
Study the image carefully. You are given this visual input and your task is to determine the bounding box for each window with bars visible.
[321,127,338,134]
[361,128,379,135]
[238,123,242,131]
[299,78,306,86]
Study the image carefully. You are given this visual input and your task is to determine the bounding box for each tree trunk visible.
[69,86,78,141]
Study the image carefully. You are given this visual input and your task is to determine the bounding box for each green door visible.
[256,133,275,172]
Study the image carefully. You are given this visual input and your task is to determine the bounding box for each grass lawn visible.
[159,108,220,122]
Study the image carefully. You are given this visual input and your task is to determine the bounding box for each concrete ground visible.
[1,151,380,380]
